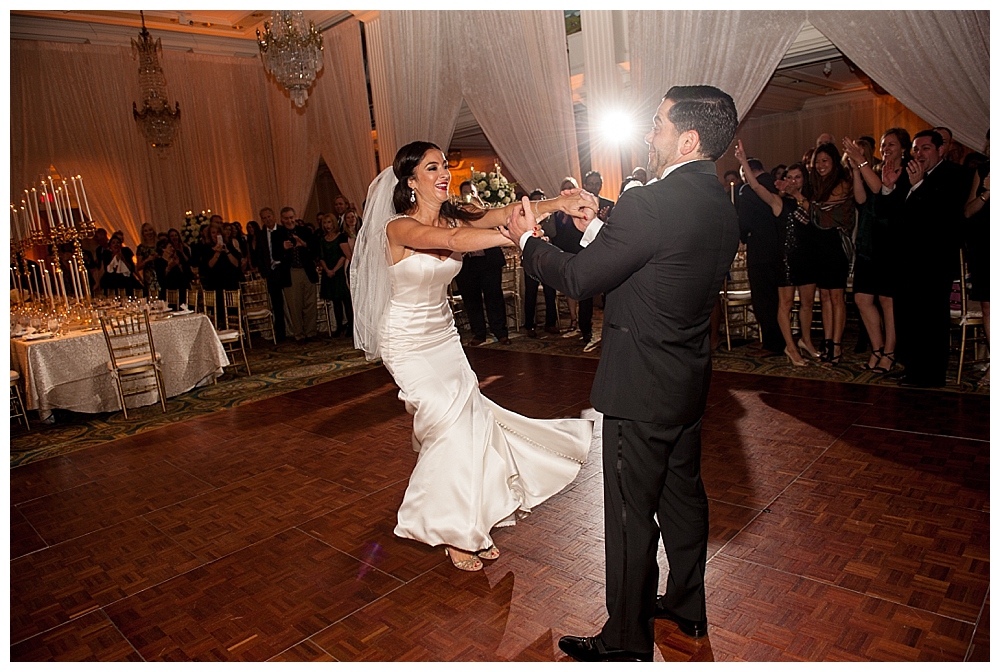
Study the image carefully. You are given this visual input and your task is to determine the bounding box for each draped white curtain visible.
[581,10,624,200]
[157,51,279,226]
[12,26,376,243]
[375,12,464,160]
[309,19,378,210]
[11,42,159,246]
[455,11,581,198]
[807,10,989,149]
[627,11,806,115]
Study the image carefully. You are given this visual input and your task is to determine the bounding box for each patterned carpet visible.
[10,311,987,468]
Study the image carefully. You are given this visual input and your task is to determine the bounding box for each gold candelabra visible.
[11,168,97,309]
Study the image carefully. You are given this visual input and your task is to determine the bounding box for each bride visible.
[352,141,597,571]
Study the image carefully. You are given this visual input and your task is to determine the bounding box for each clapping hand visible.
[881,159,902,189]
[842,136,865,167]
[906,157,926,186]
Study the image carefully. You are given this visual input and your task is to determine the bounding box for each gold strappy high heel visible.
[477,545,500,561]
[445,547,483,572]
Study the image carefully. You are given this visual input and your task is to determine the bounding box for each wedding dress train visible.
[381,250,593,552]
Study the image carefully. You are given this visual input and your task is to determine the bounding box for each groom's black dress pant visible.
[599,415,709,654]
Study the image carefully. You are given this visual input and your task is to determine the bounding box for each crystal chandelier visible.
[131,11,181,149]
[257,11,325,108]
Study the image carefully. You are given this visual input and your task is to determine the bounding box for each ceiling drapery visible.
[625,10,988,166]
[375,11,465,160]
[310,20,378,211]
[806,10,989,149]
[454,11,581,198]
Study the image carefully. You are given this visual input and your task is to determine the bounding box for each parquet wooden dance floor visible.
[9,348,990,661]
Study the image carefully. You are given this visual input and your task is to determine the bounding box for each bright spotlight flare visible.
[600,110,635,143]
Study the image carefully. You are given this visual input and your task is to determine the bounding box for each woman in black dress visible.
[153,238,192,305]
[809,143,855,365]
[318,212,353,336]
[843,128,912,373]
[735,142,817,366]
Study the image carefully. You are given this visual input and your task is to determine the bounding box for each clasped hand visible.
[502,189,598,244]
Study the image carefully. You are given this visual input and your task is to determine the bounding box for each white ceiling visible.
[10,10,354,57]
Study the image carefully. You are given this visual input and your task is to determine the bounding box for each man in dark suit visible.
[507,85,739,661]
[271,206,319,342]
[737,158,785,353]
[878,129,966,387]
[255,207,286,341]
[455,180,510,345]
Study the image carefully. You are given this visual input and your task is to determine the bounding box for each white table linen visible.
[10,313,229,417]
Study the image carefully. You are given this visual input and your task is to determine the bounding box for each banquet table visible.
[10,312,229,420]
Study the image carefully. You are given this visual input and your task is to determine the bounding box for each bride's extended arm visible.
[462,189,597,229]
[387,216,513,255]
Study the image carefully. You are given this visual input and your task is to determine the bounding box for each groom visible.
[506,85,739,661]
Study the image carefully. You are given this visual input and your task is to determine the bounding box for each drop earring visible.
[410,189,416,203]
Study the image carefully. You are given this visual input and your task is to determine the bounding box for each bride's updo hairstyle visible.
[392,141,485,224]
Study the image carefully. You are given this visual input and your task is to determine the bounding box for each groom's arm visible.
[520,190,656,301]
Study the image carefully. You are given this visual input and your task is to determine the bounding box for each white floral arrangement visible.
[472,166,516,208]
[182,210,211,247]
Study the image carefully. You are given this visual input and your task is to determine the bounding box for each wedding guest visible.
[877,129,966,387]
[619,167,648,195]
[842,131,909,374]
[342,210,359,261]
[736,156,785,354]
[154,238,191,305]
[809,142,855,365]
[454,180,510,346]
[255,207,287,342]
[245,220,261,276]
[816,132,835,147]
[522,188,558,337]
[318,213,353,337]
[98,235,140,295]
[204,222,243,326]
[167,228,192,269]
[934,126,966,164]
[332,195,349,227]
[135,222,160,298]
[272,206,319,342]
[736,145,818,365]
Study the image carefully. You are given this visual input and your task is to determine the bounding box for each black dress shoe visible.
[557,635,652,662]
[897,375,944,389]
[526,328,537,338]
[498,337,511,345]
[654,596,708,638]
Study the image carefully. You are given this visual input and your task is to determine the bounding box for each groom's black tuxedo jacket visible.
[522,160,739,426]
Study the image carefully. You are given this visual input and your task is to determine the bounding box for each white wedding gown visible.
[381,250,593,552]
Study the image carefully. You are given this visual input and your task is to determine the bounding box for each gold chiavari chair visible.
[99,309,166,419]
[10,370,30,430]
[240,278,276,346]
[203,289,251,376]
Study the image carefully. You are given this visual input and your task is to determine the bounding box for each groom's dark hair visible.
[662,85,738,161]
